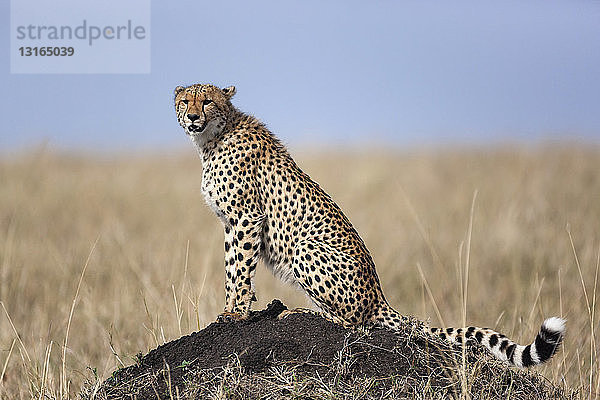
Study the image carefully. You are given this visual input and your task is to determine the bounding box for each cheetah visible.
[173,83,565,368]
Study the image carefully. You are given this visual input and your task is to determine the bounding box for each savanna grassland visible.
[0,144,599,399]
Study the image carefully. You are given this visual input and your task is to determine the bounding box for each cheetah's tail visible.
[427,317,566,368]
[377,307,565,368]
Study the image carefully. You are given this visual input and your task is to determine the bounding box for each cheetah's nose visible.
[187,113,200,122]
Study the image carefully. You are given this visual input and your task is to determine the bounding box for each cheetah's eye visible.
[202,99,213,106]
[180,99,189,105]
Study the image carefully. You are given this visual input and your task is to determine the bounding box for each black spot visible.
[489,334,499,347]
[237,231,244,240]
[521,344,534,367]
[243,242,251,250]
[475,331,484,343]
[446,327,454,334]
[535,331,562,362]
[540,324,563,344]
[439,332,446,340]
[506,344,516,363]
[499,339,510,351]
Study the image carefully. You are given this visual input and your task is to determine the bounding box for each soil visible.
[94,300,570,400]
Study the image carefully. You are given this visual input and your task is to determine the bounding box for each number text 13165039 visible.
[19,47,75,56]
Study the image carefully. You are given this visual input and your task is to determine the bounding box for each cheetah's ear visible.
[174,86,185,98]
[221,86,236,100]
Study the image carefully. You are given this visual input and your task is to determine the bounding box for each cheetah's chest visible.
[201,167,227,224]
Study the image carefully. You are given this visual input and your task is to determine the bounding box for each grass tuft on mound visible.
[89,300,572,400]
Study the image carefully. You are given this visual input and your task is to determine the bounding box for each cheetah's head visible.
[174,84,236,141]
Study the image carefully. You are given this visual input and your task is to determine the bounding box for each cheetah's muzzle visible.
[188,121,207,134]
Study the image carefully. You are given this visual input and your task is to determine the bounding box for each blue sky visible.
[1,1,599,152]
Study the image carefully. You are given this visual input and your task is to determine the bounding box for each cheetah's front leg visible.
[222,225,237,313]
[221,214,264,318]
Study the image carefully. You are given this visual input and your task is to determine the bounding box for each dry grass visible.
[0,143,599,399]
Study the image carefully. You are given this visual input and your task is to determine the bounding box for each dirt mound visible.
[92,300,570,399]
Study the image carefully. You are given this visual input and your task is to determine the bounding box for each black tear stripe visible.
[521,344,534,367]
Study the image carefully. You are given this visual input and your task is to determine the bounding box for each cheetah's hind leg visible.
[278,308,351,327]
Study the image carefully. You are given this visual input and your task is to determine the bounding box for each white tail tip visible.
[542,317,566,334]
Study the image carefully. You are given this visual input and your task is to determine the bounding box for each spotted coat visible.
[174,83,565,368]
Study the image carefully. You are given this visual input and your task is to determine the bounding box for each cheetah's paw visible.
[216,311,247,323]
